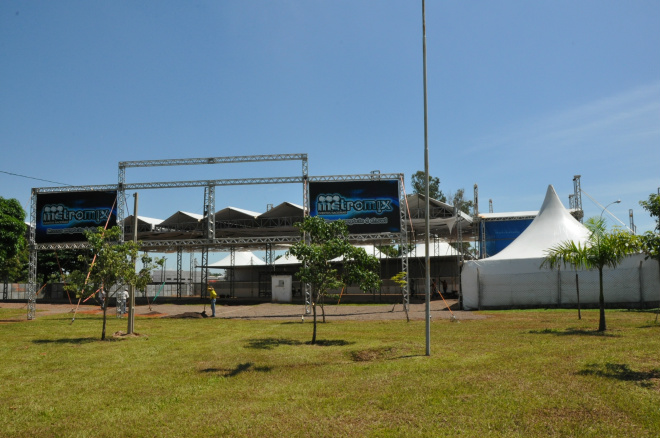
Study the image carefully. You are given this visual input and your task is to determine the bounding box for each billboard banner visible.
[309,180,400,233]
[35,191,118,243]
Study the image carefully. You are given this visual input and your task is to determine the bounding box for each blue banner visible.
[35,191,118,243]
[309,180,400,233]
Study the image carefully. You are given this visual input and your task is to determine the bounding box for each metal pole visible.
[128,192,138,334]
[422,0,431,356]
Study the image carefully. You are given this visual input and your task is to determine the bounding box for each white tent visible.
[208,251,266,268]
[407,242,462,258]
[462,185,659,310]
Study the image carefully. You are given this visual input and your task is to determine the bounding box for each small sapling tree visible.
[288,216,381,344]
[64,226,164,340]
[542,217,639,331]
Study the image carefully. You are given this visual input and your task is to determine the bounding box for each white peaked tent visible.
[208,251,266,268]
[462,185,659,310]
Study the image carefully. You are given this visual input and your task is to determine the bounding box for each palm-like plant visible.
[542,217,638,331]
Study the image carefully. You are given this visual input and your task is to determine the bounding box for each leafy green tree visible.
[390,271,409,322]
[287,216,382,344]
[639,192,660,321]
[448,188,474,215]
[639,192,660,231]
[542,217,639,331]
[64,226,164,340]
[411,171,446,202]
[0,197,27,288]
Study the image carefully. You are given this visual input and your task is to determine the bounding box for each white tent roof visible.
[208,251,266,268]
[159,211,203,227]
[488,185,591,260]
[214,206,260,220]
[272,253,302,265]
[258,202,304,219]
[407,242,461,258]
[121,215,163,226]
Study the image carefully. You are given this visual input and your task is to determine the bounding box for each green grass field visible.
[1,307,659,437]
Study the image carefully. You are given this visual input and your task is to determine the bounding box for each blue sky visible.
[2,0,659,241]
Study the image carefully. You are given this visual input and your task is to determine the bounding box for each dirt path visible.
[1,299,485,322]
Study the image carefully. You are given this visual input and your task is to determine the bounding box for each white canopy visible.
[208,251,266,268]
[461,185,659,309]
[488,185,590,260]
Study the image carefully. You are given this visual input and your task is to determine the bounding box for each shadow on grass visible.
[578,362,660,388]
[528,328,619,337]
[311,339,354,347]
[245,337,305,350]
[201,362,272,377]
[245,338,354,350]
[245,337,354,349]
[32,337,98,344]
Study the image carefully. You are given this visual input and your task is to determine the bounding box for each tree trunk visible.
[320,293,326,323]
[598,268,606,331]
[575,272,581,320]
[311,300,317,345]
[101,299,108,340]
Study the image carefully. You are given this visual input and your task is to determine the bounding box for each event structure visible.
[25,154,474,319]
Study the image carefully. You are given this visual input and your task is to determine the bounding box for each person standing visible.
[208,286,217,317]
[119,289,129,317]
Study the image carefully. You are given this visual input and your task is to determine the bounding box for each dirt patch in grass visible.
[112,331,146,338]
[349,346,398,362]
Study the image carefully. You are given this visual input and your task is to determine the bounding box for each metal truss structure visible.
[26,154,411,318]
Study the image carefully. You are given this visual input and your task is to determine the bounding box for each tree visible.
[64,226,164,340]
[542,217,639,331]
[287,216,382,344]
[0,197,27,288]
[639,191,660,321]
[639,192,660,231]
[448,188,474,216]
[411,171,446,202]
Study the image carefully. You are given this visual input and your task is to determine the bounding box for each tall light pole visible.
[422,0,431,356]
[128,192,138,334]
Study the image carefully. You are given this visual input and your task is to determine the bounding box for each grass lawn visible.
[1,307,660,437]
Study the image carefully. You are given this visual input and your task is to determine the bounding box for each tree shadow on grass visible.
[578,363,660,388]
[310,339,354,347]
[200,362,272,377]
[528,328,619,337]
[32,337,99,344]
[245,337,354,350]
[245,337,305,350]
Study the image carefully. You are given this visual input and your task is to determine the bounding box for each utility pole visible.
[128,193,138,334]
[422,0,431,356]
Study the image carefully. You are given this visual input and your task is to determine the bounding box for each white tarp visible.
[462,185,660,309]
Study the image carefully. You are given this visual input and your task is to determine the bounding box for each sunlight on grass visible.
[1,309,659,437]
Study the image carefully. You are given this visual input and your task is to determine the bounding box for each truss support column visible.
[27,189,38,320]
[117,165,126,242]
[204,185,215,240]
[302,173,312,314]
[176,247,183,299]
[201,248,209,299]
[399,177,409,312]
[230,246,236,298]
[573,175,583,223]
[265,243,273,266]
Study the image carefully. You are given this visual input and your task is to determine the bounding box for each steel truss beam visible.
[119,154,307,168]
